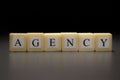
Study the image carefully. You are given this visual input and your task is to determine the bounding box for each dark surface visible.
[0,34,120,80]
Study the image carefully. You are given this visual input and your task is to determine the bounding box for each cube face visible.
[61,33,78,51]
[44,33,61,51]
[78,33,94,51]
[9,33,26,51]
[94,33,112,51]
[27,33,44,51]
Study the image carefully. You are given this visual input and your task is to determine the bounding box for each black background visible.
[6,16,117,36]
[5,0,113,35]
[5,1,113,36]
[6,16,116,37]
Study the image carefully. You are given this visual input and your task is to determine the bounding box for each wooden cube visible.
[27,33,44,51]
[78,33,94,51]
[9,33,26,51]
[44,33,61,51]
[94,33,112,51]
[61,33,78,51]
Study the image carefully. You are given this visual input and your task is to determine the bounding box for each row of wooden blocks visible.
[9,33,112,51]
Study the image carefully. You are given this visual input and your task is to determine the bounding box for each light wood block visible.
[61,33,78,51]
[9,32,112,52]
[94,33,112,51]
[78,33,94,51]
[27,33,44,51]
[9,33,26,51]
[44,33,61,51]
